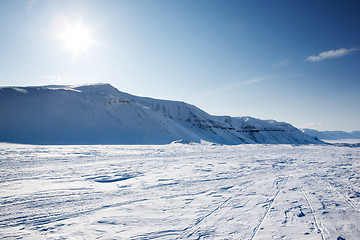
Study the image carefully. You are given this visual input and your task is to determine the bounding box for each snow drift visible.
[0,83,321,145]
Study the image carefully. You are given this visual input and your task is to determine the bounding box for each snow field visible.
[0,143,359,239]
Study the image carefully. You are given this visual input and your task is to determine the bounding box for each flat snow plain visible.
[1,143,359,239]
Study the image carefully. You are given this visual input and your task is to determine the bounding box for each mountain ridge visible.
[301,128,360,140]
[0,83,322,145]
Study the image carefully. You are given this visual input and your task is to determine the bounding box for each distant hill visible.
[301,128,360,140]
[0,83,322,145]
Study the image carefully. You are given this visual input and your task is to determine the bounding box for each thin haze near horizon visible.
[0,0,359,132]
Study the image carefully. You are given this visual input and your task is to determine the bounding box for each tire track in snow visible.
[324,177,360,212]
[175,179,257,239]
[304,172,360,239]
[0,196,149,228]
[295,173,325,240]
[249,174,290,240]
[175,196,233,239]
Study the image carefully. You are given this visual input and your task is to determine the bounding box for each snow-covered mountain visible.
[301,128,360,140]
[0,83,321,145]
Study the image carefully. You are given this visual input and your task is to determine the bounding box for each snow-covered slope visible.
[301,128,360,140]
[0,83,321,145]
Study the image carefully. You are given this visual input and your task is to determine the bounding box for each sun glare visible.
[61,23,93,55]
[51,15,95,56]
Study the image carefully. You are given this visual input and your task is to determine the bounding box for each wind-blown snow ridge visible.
[0,83,321,145]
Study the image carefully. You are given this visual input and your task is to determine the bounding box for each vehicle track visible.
[295,172,325,240]
[249,174,290,240]
[322,176,360,212]
[175,196,233,239]
[175,178,258,239]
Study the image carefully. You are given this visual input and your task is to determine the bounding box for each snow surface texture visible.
[1,143,359,239]
[0,84,321,145]
[301,129,360,140]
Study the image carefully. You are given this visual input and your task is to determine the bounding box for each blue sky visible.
[1,0,359,131]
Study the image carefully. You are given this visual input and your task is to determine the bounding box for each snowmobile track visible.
[249,174,291,240]
[325,177,360,212]
[175,196,233,239]
[295,172,325,240]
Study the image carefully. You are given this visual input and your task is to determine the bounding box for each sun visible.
[61,22,93,55]
[51,16,95,56]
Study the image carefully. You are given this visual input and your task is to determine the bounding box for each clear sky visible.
[1,0,359,131]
